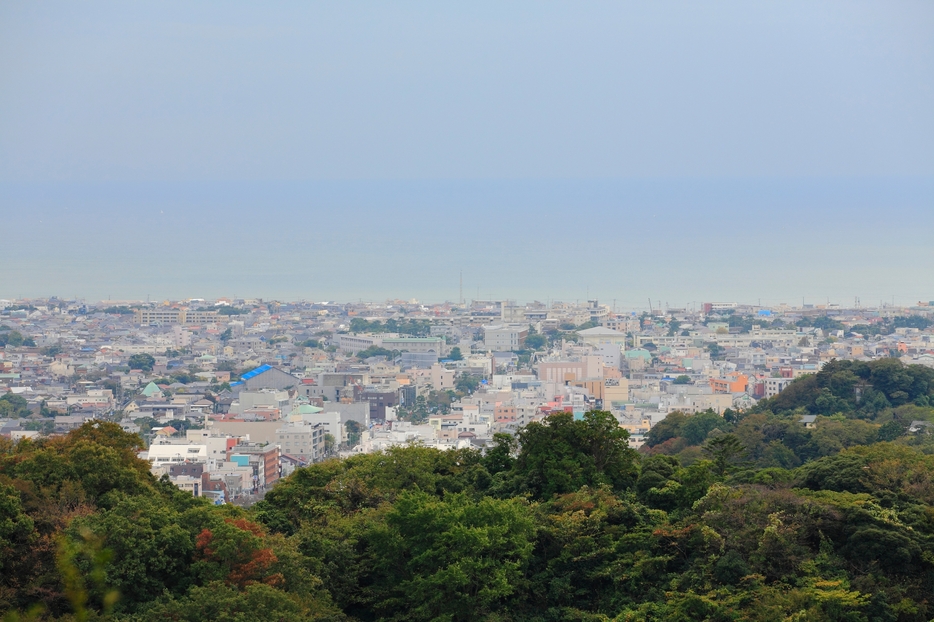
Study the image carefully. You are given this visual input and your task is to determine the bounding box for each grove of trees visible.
[348,318,432,338]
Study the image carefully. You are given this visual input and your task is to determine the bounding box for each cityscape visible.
[3,295,933,502]
[3,0,933,619]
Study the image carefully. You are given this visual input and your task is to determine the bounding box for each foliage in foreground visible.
[1,390,934,620]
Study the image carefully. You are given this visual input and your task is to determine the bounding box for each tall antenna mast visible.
[459,270,463,306]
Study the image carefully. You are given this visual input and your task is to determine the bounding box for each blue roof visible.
[239,364,272,381]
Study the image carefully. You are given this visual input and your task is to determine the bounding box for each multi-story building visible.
[536,356,603,384]
[146,443,208,467]
[709,374,748,394]
[362,390,398,423]
[228,442,280,490]
[134,308,221,325]
[335,333,382,353]
[275,422,325,463]
[764,377,794,398]
[381,337,445,354]
[483,324,529,351]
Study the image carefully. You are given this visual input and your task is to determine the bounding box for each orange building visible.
[709,373,748,394]
[494,403,517,423]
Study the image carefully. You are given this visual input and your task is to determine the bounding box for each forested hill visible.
[645,358,934,468]
[2,360,934,621]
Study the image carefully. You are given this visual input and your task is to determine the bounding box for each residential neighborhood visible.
[3,295,934,502]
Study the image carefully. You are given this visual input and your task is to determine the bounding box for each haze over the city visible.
[6,4,934,619]
[2,2,933,303]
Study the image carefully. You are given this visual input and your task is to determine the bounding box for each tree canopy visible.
[127,354,155,372]
[5,393,934,621]
[348,317,432,337]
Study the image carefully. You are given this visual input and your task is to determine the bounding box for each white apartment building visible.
[276,423,326,463]
[146,444,208,466]
[764,377,794,398]
[483,324,529,351]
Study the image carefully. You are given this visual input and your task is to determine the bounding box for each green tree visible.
[524,333,547,350]
[877,419,906,441]
[344,420,362,448]
[133,582,304,622]
[448,346,463,360]
[681,410,731,445]
[23,419,55,434]
[482,434,517,477]
[42,345,63,357]
[366,490,535,621]
[427,390,452,414]
[702,433,747,476]
[0,482,38,608]
[527,486,665,614]
[67,494,196,610]
[514,410,638,499]
[455,373,481,395]
[0,330,25,347]
[645,411,689,447]
[355,346,394,360]
[408,395,430,422]
[0,393,31,418]
[127,354,155,372]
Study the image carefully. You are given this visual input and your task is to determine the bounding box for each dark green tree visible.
[681,410,731,445]
[0,330,25,347]
[127,354,155,372]
[515,410,638,499]
[344,420,363,447]
[644,411,688,447]
[455,373,481,395]
[702,433,747,476]
[366,490,535,621]
[0,393,30,418]
[525,333,547,350]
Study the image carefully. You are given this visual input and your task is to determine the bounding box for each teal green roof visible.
[141,381,162,397]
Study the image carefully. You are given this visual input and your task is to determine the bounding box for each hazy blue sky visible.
[1,2,932,307]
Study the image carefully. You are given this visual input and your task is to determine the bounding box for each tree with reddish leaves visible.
[194,518,283,589]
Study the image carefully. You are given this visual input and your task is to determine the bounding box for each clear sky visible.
[1,2,932,307]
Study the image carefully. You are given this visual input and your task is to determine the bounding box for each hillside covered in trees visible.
[3,359,934,621]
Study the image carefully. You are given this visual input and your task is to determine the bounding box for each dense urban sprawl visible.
[2,296,933,503]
